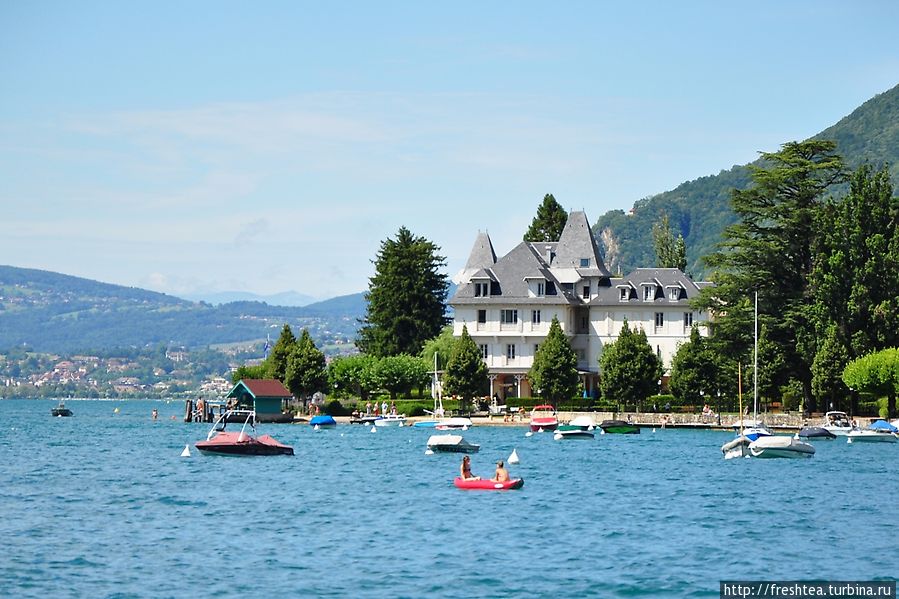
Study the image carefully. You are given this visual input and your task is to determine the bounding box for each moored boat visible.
[453,477,524,490]
[797,426,836,440]
[435,417,473,430]
[310,414,336,428]
[555,424,595,439]
[599,419,639,434]
[529,405,558,432]
[51,401,73,417]
[846,421,897,443]
[748,435,815,459]
[374,414,407,427]
[822,411,855,436]
[426,434,480,453]
[195,410,294,456]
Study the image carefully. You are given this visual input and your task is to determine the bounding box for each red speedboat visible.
[529,404,558,432]
[195,411,294,456]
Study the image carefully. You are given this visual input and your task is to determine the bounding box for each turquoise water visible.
[2,399,897,598]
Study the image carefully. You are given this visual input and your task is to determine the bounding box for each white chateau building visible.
[449,211,711,401]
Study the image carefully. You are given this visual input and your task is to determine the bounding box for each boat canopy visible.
[868,420,898,432]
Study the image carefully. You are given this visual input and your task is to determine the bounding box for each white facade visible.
[449,211,710,400]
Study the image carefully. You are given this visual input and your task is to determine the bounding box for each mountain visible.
[0,265,363,354]
[180,290,319,306]
[594,83,899,277]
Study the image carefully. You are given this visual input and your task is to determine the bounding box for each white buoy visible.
[508,448,519,464]
[314,424,320,431]
[554,432,563,441]
[462,425,468,431]
[525,431,533,438]
[425,449,434,455]
[181,444,191,457]
[538,427,544,433]
[847,437,853,444]
[652,428,656,433]
[370,426,377,433]
[600,429,606,435]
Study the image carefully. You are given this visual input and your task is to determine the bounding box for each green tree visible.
[652,213,687,271]
[373,354,430,399]
[697,140,846,413]
[809,165,899,411]
[266,324,297,382]
[443,325,488,412]
[420,325,456,372]
[529,317,579,407]
[284,329,327,403]
[669,326,723,406]
[523,193,567,242]
[357,227,449,357]
[842,348,899,418]
[328,354,378,400]
[599,319,662,411]
[231,363,267,384]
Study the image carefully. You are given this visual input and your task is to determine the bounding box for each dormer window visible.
[580,258,590,268]
[619,287,629,301]
[474,282,489,297]
[537,282,545,297]
[668,287,681,301]
[643,285,655,301]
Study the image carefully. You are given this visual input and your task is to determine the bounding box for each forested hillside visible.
[594,83,899,277]
[0,266,362,354]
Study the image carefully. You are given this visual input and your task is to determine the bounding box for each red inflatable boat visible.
[453,477,524,490]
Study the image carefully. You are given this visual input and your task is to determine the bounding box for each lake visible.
[2,399,897,598]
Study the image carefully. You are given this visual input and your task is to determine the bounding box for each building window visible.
[580,258,590,267]
[479,344,489,359]
[477,309,487,324]
[501,309,518,324]
[668,287,680,301]
[683,312,693,329]
[619,288,628,301]
[644,285,655,301]
[534,343,540,355]
[475,282,491,297]
[582,285,590,299]
[536,282,545,297]
[655,312,664,330]
[506,344,516,359]
[546,281,557,295]
[532,309,541,324]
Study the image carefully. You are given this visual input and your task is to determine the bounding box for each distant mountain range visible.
[180,290,320,307]
[594,83,899,277]
[0,265,366,354]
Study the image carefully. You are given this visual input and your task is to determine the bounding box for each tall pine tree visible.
[284,329,327,404]
[523,194,567,242]
[357,227,449,357]
[443,325,488,412]
[599,319,662,411]
[266,324,297,382]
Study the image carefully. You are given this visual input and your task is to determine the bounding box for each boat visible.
[846,420,898,443]
[309,414,336,428]
[722,364,750,459]
[555,425,595,439]
[599,419,639,434]
[350,415,379,425]
[374,414,406,427]
[529,404,559,431]
[729,292,772,444]
[435,417,472,430]
[195,410,294,456]
[453,477,524,490]
[415,351,446,428]
[568,415,596,430]
[426,434,480,453]
[748,435,815,458]
[51,401,73,417]
[822,411,856,436]
[796,426,836,440]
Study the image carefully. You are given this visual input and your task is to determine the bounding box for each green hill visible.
[594,83,899,277]
[0,265,363,353]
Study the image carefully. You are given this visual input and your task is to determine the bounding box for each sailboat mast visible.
[754,291,759,419]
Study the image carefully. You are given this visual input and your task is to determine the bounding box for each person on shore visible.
[390,401,396,415]
[492,460,510,483]
[365,401,371,415]
[381,400,388,416]
[460,455,480,481]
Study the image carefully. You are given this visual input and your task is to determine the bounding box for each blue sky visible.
[2,1,897,300]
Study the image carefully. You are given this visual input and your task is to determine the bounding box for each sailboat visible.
[721,292,815,459]
[721,365,751,458]
[413,352,445,428]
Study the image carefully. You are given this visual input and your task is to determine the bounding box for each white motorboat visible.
[846,421,898,443]
[721,435,752,459]
[435,417,473,430]
[748,435,815,458]
[822,411,856,436]
[426,434,480,453]
[374,414,407,427]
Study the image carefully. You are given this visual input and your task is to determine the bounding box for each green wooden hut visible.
[226,379,294,423]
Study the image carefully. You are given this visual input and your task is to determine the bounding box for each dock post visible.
[184,399,193,422]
